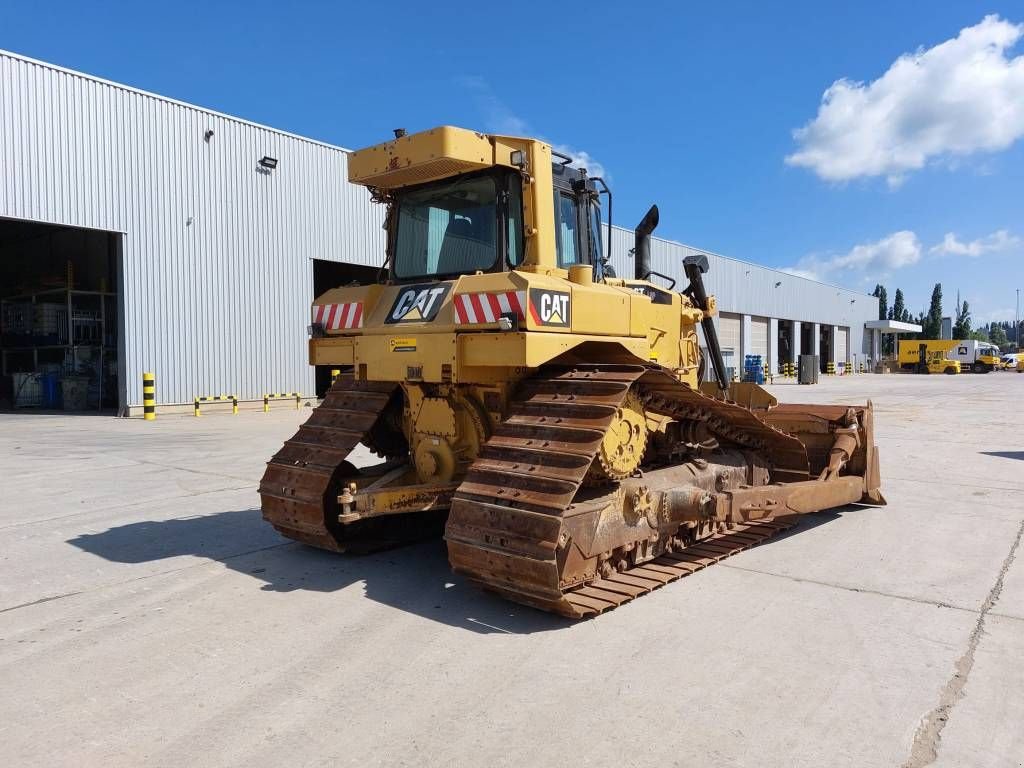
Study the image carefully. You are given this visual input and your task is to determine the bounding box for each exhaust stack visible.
[634,205,660,280]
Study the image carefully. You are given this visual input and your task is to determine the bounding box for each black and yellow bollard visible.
[143,372,156,421]
[194,398,201,417]
[331,369,340,387]
[295,393,301,411]
[263,395,269,414]
[232,396,238,415]
[827,361,836,376]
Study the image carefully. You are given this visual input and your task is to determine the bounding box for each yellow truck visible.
[898,339,1000,373]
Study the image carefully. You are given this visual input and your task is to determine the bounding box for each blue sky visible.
[3,1,1023,325]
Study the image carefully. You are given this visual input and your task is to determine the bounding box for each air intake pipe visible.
[634,205,660,280]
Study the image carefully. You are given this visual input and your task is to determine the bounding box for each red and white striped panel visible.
[453,291,526,325]
[312,302,363,330]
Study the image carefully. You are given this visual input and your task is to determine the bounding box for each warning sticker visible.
[389,337,417,352]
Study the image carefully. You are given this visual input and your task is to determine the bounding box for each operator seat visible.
[436,215,489,274]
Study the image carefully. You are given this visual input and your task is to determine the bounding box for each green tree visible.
[890,289,907,323]
[922,283,943,338]
[872,284,888,321]
[990,324,1008,347]
[952,300,971,339]
[971,327,990,342]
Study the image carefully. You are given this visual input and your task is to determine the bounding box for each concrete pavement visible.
[1,373,1022,767]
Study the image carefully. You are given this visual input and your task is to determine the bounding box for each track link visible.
[259,378,405,551]
[445,364,810,618]
[561,520,794,617]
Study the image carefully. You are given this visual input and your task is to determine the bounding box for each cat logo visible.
[385,283,452,324]
[528,288,571,328]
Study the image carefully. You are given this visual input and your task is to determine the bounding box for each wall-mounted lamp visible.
[259,156,279,170]
[775,281,782,287]
[204,129,214,142]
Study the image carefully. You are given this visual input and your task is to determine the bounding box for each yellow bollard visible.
[263,395,269,414]
[232,396,239,415]
[143,372,156,421]
[295,393,300,411]
[331,369,340,387]
[194,398,201,417]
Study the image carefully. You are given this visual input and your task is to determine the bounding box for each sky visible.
[2,1,1023,325]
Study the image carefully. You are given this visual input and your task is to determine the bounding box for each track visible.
[260,378,441,552]
[445,364,811,618]
[561,519,795,616]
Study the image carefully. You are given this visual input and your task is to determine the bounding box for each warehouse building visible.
[0,49,876,414]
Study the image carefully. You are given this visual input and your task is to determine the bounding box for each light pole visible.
[1017,288,1020,351]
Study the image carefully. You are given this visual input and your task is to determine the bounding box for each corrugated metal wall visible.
[1,50,384,407]
[605,225,874,360]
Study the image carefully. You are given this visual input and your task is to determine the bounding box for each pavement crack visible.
[0,484,256,531]
[0,590,85,614]
[902,518,1024,768]
[719,563,978,614]
[0,541,294,615]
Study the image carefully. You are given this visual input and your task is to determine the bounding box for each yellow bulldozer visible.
[260,126,884,618]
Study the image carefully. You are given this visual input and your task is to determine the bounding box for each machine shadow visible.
[66,508,573,635]
[980,451,1024,462]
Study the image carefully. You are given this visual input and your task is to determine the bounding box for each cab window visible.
[506,179,524,267]
[554,192,580,267]
[589,204,603,265]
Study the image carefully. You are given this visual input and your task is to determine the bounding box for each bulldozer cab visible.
[387,158,604,284]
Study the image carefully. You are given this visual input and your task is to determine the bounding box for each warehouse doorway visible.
[777,320,792,373]
[311,259,379,396]
[800,323,813,360]
[0,218,123,412]
[819,324,833,372]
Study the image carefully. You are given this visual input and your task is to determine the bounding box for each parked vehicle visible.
[898,339,1001,373]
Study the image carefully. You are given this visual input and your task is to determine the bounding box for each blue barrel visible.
[42,373,60,408]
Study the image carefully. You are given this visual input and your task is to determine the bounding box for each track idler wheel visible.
[585,389,648,485]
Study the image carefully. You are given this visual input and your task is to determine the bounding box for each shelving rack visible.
[1,286,117,409]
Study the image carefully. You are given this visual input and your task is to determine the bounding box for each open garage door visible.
[0,218,122,412]
[718,313,741,379]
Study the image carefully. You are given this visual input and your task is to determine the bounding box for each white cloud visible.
[458,77,605,177]
[786,15,1024,184]
[779,267,821,281]
[974,306,1016,325]
[457,75,529,135]
[929,229,1021,256]
[551,145,606,178]
[785,231,922,281]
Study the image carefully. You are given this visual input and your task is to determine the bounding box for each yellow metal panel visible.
[459,332,649,370]
[522,140,556,270]
[569,282,631,336]
[354,334,456,383]
[309,337,354,366]
[347,126,494,189]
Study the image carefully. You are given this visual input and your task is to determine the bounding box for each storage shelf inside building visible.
[0,222,119,411]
